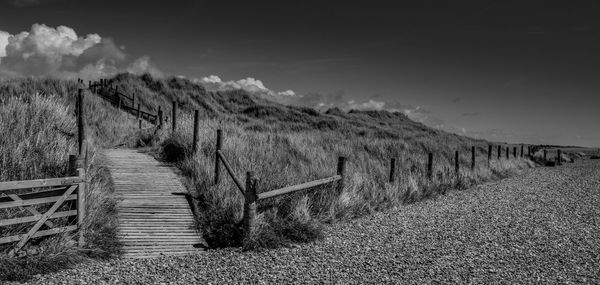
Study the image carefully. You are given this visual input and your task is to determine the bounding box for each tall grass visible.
[154,113,532,249]
[0,80,140,281]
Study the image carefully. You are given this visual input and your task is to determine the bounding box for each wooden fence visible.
[86,79,161,127]
[0,168,86,256]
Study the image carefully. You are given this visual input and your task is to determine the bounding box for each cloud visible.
[0,23,161,79]
[198,74,296,97]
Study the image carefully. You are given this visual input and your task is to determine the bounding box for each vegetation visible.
[0,73,534,280]
[106,73,533,249]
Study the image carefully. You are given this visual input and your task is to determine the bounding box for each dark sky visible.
[1,0,599,147]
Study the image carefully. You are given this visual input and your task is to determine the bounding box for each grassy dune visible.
[0,74,533,280]
[104,74,533,249]
[0,79,139,280]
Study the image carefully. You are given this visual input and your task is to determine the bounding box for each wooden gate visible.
[0,168,86,256]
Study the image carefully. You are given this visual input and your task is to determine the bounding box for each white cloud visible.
[0,23,160,79]
[347,99,385,110]
[277,90,296,96]
[0,31,9,58]
[199,74,296,97]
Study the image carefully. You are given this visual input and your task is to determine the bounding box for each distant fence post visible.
[506,147,509,160]
[337,156,347,193]
[138,119,142,129]
[172,100,177,133]
[497,145,501,160]
[557,149,562,165]
[136,104,141,119]
[243,171,257,241]
[455,150,460,180]
[68,154,79,176]
[88,81,91,89]
[214,129,223,185]
[520,145,524,158]
[158,106,163,129]
[543,149,547,160]
[471,146,476,171]
[389,157,396,183]
[488,145,492,164]
[118,97,122,110]
[513,147,517,158]
[77,89,85,156]
[193,110,200,154]
[427,153,433,180]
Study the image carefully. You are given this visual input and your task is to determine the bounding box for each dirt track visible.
[12,160,600,284]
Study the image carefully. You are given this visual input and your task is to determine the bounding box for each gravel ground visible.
[9,160,600,284]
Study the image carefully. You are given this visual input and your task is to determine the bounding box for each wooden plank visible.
[257,175,341,200]
[6,194,55,228]
[0,210,77,227]
[0,177,82,192]
[0,194,76,209]
[0,225,77,245]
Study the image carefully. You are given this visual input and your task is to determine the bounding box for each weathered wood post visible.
[243,171,257,241]
[337,156,347,193]
[497,145,501,160]
[506,147,509,160]
[193,110,200,154]
[77,167,86,246]
[214,129,223,185]
[118,97,122,110]
[138,119,142,129]
[136,104,141,119]
[77,89,85,156]
[521,145,524,158]
[427,153,433,180]
[488,145,492,165]
[68,154,79,176]
[172,100,177,133]
[88,80,91,89]
[513,147,517,158]
[557,149,562,165]
[158,106,163,129]
[389,157,396,183]
[543,149,547,160]
[455,150,460,180]
[471,146,476,171]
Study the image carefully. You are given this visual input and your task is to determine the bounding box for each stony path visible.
[103,149,204,258]
[12,160,600,284]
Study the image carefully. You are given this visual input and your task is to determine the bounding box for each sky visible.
[0,0,599,147]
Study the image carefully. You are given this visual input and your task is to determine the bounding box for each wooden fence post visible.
[337,156,346,193]
[543,149,547,160]
[497,145,501,160]
[172,100,177,133]
[136,104,141,119]
[158,106,163,129]
[427,153,433,180]
[506,147,509,160]
[389,157,396,183]
[77,167,86,247]
[118,97,122,110]
[138,119,142,129]
[243,171,257,241]
[488,145,492,164]
[455,150,460,180]
[214,129,223,185]
[193,110,200,154]
[557,149,562,165]
[521,145,524,158]
[471,146,476,171]
[88,81,91,89]
[77,89,85,156]
[68,154,78,176]
[513,147,517,158]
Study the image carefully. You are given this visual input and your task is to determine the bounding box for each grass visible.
[0,73,535,280]
[0,79,138,281]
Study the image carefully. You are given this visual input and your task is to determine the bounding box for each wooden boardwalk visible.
[103,149,204,258]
